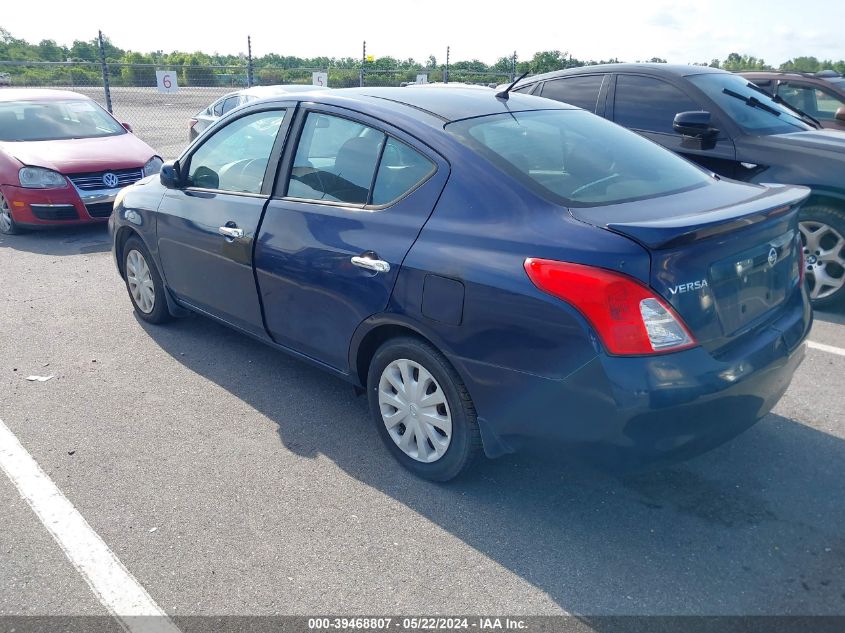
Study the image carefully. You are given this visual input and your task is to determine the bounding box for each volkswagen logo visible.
[767,247,778,267]
[102,172,120,188]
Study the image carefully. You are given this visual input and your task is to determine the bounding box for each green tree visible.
[120,52,156,86]
[721,53,772,71]
[36,39,66,61]
[779,56,821,72]
[528,50,568,73]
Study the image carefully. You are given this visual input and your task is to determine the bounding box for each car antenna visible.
[496,71,530,100]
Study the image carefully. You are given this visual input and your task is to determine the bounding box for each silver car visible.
[188,84,330,141]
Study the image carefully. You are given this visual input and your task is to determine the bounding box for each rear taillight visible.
[189,118,198,128]
[524,258,697,355]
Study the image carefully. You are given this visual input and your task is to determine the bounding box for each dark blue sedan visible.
[109,87,811,481]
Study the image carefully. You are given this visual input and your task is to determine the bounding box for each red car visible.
[0,89,161,235]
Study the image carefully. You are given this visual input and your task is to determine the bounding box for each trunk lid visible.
[571,181,810,352]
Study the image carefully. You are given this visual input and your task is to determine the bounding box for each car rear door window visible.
[371,138,435,205]
[287,113,386,205]
[613,75,699,134]
[285,112,437,207]
[220,96,240,115]
[540,75,605,112]
[186,110,285,194]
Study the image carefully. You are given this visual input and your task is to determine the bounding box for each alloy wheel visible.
[126,249,156,314]
[800,220,845,301]
[378,358,452,463]
[0,194,13,234]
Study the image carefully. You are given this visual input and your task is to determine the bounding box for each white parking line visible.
[0,418,181,633]
[807,340,845,357]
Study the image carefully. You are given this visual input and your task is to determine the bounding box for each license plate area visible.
[709,231,795,335]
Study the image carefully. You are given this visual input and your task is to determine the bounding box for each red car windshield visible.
[0,99,125,142]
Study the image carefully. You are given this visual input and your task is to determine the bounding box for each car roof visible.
[307,86,573,122]
[0,88,92,102]
[741,70,845,85]
[240,84,330,97]
[517,63,727,86]
[403,82,492,89]
[741,70,841,78]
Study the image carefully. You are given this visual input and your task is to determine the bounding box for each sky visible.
[2,0,843,66]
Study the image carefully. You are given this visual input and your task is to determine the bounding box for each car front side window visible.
[186,109,285,194]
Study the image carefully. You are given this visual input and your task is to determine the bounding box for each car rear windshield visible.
[446,109,713,207]
[688,73,813,135]
[0,99,125,142]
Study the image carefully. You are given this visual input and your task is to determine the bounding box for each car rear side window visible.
[447,109,712,207]
[613,75,699,134]
[186,110,285,194]
[540,75,605,112]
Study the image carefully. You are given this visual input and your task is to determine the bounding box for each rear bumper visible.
[1,184,116,226]
[461,291,811,463]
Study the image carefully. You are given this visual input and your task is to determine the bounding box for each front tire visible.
[0,192,21,235]
[799,205,845,308]
[367,336,482,482]
[123,236,171,324]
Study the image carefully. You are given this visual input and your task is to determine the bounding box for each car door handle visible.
[351,256,390,273]
[218,226,244,239]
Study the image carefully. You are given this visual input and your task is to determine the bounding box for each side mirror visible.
[673,111,719,138]
[121,122,133,133]
[835,107,845,123]
[159,161,181,189]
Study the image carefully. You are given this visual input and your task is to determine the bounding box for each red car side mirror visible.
[121,122,134,133]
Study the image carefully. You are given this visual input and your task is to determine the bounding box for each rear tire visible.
[367,336,482,482]
[799,205,845,308]
[123,236,172,324]
[0,192,21,235]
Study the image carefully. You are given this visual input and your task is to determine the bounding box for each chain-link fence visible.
[0,61,513,159]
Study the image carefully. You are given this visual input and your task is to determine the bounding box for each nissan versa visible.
[109,88,811,481]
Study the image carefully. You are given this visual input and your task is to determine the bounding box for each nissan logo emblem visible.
[102,172,120,188]
[768,247,778,267]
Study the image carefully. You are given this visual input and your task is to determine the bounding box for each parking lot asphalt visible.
[1,224,844,618]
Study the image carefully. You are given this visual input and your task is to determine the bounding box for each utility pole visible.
[247,35,254,87]
[360,40,366,87]
[98,30,112,113]
[511,50,517,82]
[445,45,450,83]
